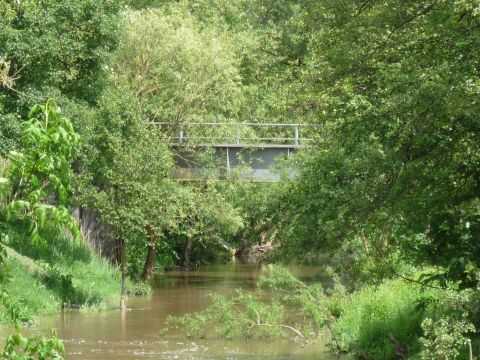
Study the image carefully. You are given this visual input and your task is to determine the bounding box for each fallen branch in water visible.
[325,322,341,351]
[247,322,309,344]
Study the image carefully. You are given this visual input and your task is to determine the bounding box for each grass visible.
[330,278,440,359]
[0,227,121,324]
[6,259,60,320]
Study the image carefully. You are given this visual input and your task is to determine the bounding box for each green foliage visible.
[79,80,245,271]
[0,112,22,155]
[2,330,64,360]
[148,182,243,269]
[126,280,152,296]
[419,318,474,360]
[0,0,122,101]
[255,0,480,291]
[175,184,243,259]
[331,279,429,358]
[164,289,291,340]
[112,7,242,126]
[416,290,478,360]
[217,181,282,252]
[329,278,480,359]
[0,0,123,156]
[3,99,81,243]
[166,0,314,126]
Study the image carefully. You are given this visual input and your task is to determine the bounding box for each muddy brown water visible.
[3,263,343,359]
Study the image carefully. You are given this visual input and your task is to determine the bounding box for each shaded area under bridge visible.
[152,122,314,182]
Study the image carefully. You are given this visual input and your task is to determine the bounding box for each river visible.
[3,263,342,359]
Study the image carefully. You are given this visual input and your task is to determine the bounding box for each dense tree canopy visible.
[0,0,123,154]
[271,0,480,288]
[112,8,242,125]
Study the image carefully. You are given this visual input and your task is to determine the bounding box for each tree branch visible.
[381,1,439,48]
[247,323,309,344]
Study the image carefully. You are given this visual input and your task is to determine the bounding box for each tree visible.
[0,0,123,153]
[274,0,480,287]
[174,184,243,269]
[78,86,173,309]
[110,8,242,129]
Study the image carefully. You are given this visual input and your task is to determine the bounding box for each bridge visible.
[153,122,314,181]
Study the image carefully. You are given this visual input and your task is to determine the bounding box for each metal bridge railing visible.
[151,122,314,147]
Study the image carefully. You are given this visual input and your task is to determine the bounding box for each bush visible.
[419,317,474,360]
[333,280,434,359]
[329,278,480,360]
[126,280,152,296]
[329,279,437,359]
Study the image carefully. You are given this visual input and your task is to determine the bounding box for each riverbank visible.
[0,235,121,324]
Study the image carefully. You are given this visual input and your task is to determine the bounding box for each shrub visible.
[330,279,437,359]
[126,280,152,296]
[419,317,474,360]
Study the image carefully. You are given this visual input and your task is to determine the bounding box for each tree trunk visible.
[183,237,193,270]
[120,238,127,311]
[141,244,156,281]
[141,226,157,281]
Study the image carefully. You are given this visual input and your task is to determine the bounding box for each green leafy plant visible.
[4,99,81,243]
[0,99,84,359]
[2,330,65,360]
[419,317,475,360]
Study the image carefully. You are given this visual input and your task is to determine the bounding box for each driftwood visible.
[248,242,279,260]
